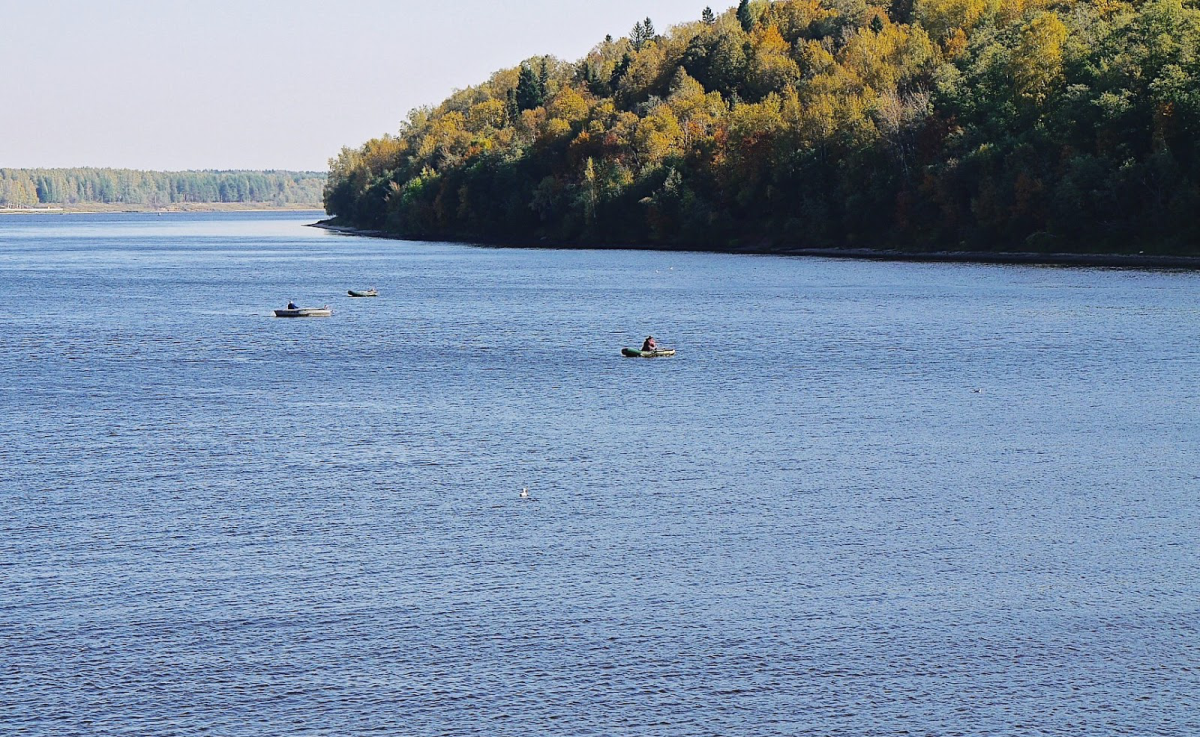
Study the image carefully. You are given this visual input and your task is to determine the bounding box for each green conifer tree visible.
[538,57,550,98]
[515,62,546,111]
[632,20,647,50]
[610,53,633,90]
[737,0,755,32]
[505,87,521,121]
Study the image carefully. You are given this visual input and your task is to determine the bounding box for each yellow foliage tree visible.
[547,86,590,123]
[841,22,936,93]
[749,25,803,96]
[634,104,684,167]
[542,117,573,139]
[761,0,833,41]
[914,0,993,42]
[467,99,508,132]
[1012,12,1069,107]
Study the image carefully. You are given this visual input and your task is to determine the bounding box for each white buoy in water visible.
[520,487,529,499]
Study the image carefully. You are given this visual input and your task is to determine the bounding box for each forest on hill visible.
[324,0,1200,255]
[0,168,325,209]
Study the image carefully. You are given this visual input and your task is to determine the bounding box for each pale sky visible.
[0,0,714,172]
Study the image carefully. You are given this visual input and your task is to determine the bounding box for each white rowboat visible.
[274,306,332,317]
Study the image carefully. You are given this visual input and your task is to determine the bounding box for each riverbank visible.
[1,203,323,215]
[309,219,1200,270]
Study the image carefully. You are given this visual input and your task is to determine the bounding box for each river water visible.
[1,211,1197,736]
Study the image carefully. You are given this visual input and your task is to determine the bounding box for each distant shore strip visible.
[1,204,324,214]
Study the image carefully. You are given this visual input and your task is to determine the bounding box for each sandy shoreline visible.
[308,220,1200,270]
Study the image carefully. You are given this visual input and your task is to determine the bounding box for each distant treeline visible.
[325,0,1200,255]
[0,168,326,207]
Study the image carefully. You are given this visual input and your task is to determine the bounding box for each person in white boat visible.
[287,301,298,310]
[641,335,657,351]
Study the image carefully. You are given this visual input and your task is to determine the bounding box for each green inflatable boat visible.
[621,347,676,358]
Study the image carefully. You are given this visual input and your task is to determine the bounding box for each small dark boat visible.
[347,289,378,297]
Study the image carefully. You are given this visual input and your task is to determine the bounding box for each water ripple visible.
[1,213,1198,735]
